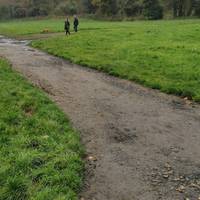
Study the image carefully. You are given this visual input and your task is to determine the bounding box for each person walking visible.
[73,15,79,32]
[65,18,70,36]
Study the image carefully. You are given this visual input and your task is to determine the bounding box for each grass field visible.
[0,58,84,200]
[0,18,62,36]
[0,18,113,37]
[1,18,200,101]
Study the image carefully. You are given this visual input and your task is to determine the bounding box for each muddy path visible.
[0,36,200,200]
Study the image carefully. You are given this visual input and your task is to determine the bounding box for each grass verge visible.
[0,58,84,200]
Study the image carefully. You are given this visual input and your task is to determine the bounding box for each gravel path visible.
[1,36,200,200]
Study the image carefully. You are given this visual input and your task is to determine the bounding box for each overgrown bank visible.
[0,58,84,200]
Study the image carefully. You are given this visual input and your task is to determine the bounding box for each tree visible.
[1,0,200,19]
[143,0,163,19]
[172,0,193,17]
[194,0,200,16]
[54,0,79,15]
[91,0,117,15]
[101,0,118,15]
[0,6,11,19]
[124,0,143,17]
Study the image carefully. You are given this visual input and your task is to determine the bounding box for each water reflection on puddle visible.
[0,35,29,46]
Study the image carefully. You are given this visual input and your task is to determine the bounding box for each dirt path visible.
[1,36,200,200]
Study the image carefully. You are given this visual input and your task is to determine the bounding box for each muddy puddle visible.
[0,35,29,46]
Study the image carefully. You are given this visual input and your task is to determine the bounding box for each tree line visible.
[1,0,200,20]
[86,0,200,19]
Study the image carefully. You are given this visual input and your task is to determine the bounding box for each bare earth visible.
[0,36,200,200]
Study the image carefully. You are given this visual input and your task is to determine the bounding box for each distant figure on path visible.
[65,18,70,35]
[74,15,79,32]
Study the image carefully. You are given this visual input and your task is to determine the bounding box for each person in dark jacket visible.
[65,18,70,35]
[73,15,79,32]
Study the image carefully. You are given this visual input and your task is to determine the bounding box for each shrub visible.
[143,0,163,20]
[0,6,11,19]
[124,0,143,17]
[54,1,78,15]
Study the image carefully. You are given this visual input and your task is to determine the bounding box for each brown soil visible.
[1,36,200,200]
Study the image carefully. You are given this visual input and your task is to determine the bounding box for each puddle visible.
[0,35,30,46]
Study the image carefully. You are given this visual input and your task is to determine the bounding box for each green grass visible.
[0,58,84,200]
[0,18,115,37]
[31,19,200,102]
[0,18,63,36]
[1,18,200,101]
